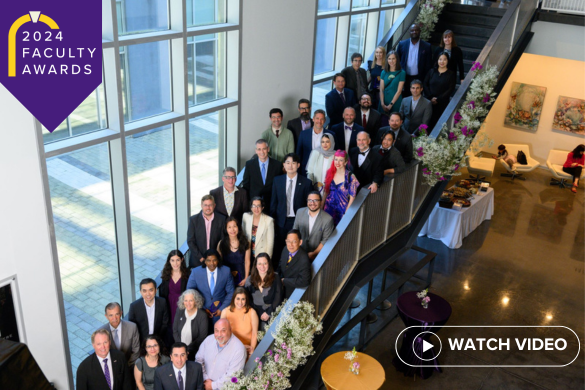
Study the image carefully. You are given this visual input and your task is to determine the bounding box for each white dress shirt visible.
[308,210,319,235]
[206,267,217,293]
[360,109,370,125]
[407,40,420,76]
[344,124,353,152]
[144,300,155,335]
[312,129,322,150]
[98,353,114,389]
[286,174,298,217]
[358,149,370,167]
[173,364,187,387]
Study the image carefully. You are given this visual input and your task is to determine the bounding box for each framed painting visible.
[504,82,546,131]
[552,96,585,136]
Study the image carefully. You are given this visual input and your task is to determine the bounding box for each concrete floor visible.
[327,165,584,389]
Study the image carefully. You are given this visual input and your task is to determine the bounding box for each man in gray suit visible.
[97,302,140,367]
[399,80,432,134]
[293,191,335,261]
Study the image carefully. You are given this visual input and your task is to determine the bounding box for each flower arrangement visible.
[344,347,360,375]
[416,289,431,309]
[224,301,322,390]
[415,0,452,41]
[413,62,499,186]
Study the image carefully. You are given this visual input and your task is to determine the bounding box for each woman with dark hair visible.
[244,253,283,330]
[323,150,360,226]
[563,144,585,193]
[424,52,456,129]
[221,287,259,358]
[306,133,336,194]
[172,289,208,360]
[379,50,405,116]
[435,30,465,84]
[158,249,190,328]
[242,197,275,259]
[134,335,169,390]
[218,217,251,287]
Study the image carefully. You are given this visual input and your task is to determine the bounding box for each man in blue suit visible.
[325,73,356,127]
[186,249,234,324]
[296,109,333,174]
[395,24,433,98]
[331,107,364,153]
[270,153,313,267]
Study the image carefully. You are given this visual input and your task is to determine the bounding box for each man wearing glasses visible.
[293,192,335,261]
[341,53,368,101]
[277,229,311,299]
[286,98,314,148]
[210,167,249,223]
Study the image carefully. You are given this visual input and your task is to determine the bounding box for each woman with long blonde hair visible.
[368,46,386,109]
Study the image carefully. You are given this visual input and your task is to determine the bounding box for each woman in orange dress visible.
[221,287,259,358]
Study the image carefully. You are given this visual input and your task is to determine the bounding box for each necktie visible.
[287,253,292,264]
[209,272,215,294]
[363,113,366,127]
[340,92,346,104]
[275,129,280,138]
[103,358,112,390]
[113,328,120,349]
[177,370,184,390]
[261,163,266,185]
[286,179,293,215]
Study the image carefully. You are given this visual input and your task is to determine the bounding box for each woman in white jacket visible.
[242,197,275,260]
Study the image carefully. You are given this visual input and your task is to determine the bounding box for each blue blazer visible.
[325,88,356,127]
[331,122,365,153]
[296,128,334,174]
[270,174,313,229]
[186,266,234,318]
[396,39,433,79]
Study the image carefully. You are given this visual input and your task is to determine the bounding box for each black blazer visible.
[349,147,385,190]
[270,174,313,228]
[341,66,368,97]
[245,274,283,318]
[172,308,208,360]
[353,105,382,141]
[153,361,203,390]
[187,211,226,268]
[287,117,314,147]
[331,122,365,153]
[434,46,465,82]
[395,38,433,78]
[127,297,169,343]
[76,349,131,390]
[241,157,283,208]
[373,145,406,175]
[277,247,311,299]
[325,88,357,127]
[376,126,414,164]
[209,185,249,222]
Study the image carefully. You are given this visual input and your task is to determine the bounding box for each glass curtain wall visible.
[42,0,240,384]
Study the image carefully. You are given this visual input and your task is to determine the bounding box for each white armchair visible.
[499,144,540,181]
[546,149,585,188]
[465,151,495,182]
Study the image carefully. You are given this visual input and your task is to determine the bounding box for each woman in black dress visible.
[424,52,456,129]
[434,30,465,84]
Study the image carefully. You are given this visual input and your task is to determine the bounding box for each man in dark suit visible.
[241,139,284,210]
[395,24,433,97]
[341,53,368,99]
[353,92,382,140]
[286,98,313,148]
[76,329,132,390]
[325,73,357,127]
[376,112,414,164]
[331,107,364,153]
[210,167,248,222]
[271,153,313,266]
[349,131,384,193]
[399,80,432,134]
[293,192,335,261]
[296,110,333,175]
[154,342,203,390]
[277,230,311,299]
[187,194,226,268]
[373,130,406,175]
[128,278,169,344]
[97,302,140,367]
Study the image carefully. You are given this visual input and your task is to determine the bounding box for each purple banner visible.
[0,0,102,132]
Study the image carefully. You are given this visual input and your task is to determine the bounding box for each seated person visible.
[293,191,335,261]
[217,217,251,288]
[244,253,283,330]
[134,335,169,390]
[128,278,169,345]
[563,144,585,193]
[186,250,234,324]
[372,130,405,175]
[195,319,247,390]
[221,287,259,358]
[277,230,311,299]
[172,289,208,361]
[493,144,517,172]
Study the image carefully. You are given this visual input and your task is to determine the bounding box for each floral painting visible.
[504,82,546,131]
[552,96,585,136]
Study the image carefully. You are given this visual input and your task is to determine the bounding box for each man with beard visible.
[286,98,313,148]
[375,112,413,164]
[353,93,382,140]
[395,24,433,97]
[293,191,335,261]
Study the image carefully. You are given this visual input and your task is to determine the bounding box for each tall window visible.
[42,0,241,384]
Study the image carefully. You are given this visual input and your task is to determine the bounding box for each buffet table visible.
[418,187,494,249]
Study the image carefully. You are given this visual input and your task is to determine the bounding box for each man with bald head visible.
[195,319,247,390]
[349,131,384,193]
[331,107,365,153]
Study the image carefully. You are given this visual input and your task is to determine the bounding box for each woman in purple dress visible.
[218,217,251,288]
[323,150,360,226]
[158,250,190,340]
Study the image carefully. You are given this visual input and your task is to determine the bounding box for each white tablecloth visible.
[418,187,494,249]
